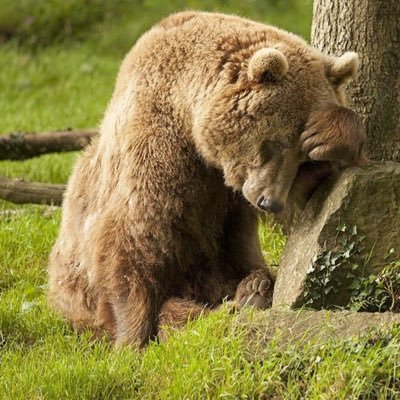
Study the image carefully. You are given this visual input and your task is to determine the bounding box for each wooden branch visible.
[0,129,96,160]
[0,177,66,206]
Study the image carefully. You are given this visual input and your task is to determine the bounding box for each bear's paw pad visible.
[236,270,273,310]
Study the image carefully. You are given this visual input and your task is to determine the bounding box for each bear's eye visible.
[260,141,278,164]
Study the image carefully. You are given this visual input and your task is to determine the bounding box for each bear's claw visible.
[235,269,274,310]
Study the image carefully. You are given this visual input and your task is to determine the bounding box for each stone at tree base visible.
[237,308,400,347]
[273,162,400,309]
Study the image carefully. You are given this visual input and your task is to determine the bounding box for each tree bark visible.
[0,177,65,206]
[312,0,400,162]
[0,129,96,160]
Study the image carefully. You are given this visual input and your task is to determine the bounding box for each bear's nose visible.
[257,196,283,214]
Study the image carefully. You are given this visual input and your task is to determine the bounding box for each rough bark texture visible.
[312,0,400,162]
[0,177,65,205]
[0,129,96,160]
[273,162,400,308]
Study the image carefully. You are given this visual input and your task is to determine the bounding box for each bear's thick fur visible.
[48,12,365,347]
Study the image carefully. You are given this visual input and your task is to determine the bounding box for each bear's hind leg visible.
[158,297,209,341]
[159,297,208,328]
[112,281,164,348]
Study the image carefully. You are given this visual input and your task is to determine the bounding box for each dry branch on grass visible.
[0,176,65,206]
[0,129,96,160]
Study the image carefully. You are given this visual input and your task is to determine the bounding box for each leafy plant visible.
[348,260,400,312]
[301,224,400,312]
[301,224,365,309]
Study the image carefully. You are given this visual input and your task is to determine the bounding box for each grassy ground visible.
[1,1,399,399]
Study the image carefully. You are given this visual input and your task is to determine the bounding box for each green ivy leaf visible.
[348,280,361,290]
[324,286,333,295]
[337,223,347,232]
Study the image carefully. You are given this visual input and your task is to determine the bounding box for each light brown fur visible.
[48,12,365,347]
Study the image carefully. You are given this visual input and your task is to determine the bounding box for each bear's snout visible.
[257,196,284,214]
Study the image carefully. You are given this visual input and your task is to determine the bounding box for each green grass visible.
[0,1,399,399]
[258,219,286,270]
[0,0,313,47]
[0,153,78,183]
[1,238,399,400]
[0,44,117,133]
[0,0,313,135]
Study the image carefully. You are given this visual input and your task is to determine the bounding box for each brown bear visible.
[48,11,365,347]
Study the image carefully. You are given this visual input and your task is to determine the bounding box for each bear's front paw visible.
[235,268,274,310]
[300,103,366,165]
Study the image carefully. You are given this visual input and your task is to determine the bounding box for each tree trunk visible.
[0,177,65,206]
[0,129,96,160]
[311,0,400,162]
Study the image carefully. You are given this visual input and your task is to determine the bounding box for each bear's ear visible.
[326,52,359,86]
[248,48,289,83]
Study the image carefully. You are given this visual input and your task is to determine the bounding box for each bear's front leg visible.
[235,268,274,309]
[221,193,275,310]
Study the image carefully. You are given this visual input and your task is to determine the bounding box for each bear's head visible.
[193,43,365,213]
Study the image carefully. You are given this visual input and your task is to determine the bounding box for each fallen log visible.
[0,177,66,206]
[0,129,96,160]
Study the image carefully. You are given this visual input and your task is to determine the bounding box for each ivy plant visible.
[300,224,399,312]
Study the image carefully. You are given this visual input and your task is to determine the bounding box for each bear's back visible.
[115,11,312,96]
